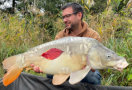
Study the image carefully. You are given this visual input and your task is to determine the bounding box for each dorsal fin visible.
[41,48,63,60]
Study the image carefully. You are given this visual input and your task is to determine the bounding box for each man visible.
[55,3,101,42]
[32,2,101,85]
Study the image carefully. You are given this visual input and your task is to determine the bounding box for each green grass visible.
[24,70,46,77]
[0,66,4,78]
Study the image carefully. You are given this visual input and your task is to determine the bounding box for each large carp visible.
[2,37,128,86]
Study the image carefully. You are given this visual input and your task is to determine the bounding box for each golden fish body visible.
[2,37,128,86]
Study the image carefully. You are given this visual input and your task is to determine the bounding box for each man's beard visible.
[66,23,78,32]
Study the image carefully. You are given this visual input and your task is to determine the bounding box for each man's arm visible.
[85,27,102,42]
[90,31,102,42]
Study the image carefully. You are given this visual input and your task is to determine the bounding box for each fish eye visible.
[107,55,111,58]
[106,54,111,59]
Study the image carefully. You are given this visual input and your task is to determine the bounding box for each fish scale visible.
[24,37,95,56]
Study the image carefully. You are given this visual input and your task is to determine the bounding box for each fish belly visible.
[40,53,87,75]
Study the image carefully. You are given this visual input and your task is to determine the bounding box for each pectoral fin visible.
[69,65,91,84]
[52,74,70,85]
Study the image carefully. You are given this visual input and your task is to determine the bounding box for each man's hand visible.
[30,64,43,73]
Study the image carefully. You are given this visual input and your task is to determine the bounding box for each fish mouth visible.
[113,61,129,72]
[114,67,124,72]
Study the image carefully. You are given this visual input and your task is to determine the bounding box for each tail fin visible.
[2,55,23,86]
[3,64,23,86]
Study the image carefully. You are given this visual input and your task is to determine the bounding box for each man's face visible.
[62,7,82,30]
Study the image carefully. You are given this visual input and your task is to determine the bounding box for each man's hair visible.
[61,2,84,20]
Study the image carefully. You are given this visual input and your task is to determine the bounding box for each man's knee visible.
[47,74,53,79]
[81,70,102,85]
